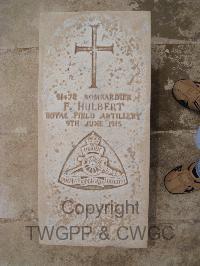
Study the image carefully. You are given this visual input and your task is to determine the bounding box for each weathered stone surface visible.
[0,0,40,49]
[0,48,38,135]
[0,134,37,219]
[41,0,151,11]
[0,0,153,49]
[150,130,199,169]
[152,0,200,42]
[151,44,200,131]
[148,245,200,266]
[38,11,150,247]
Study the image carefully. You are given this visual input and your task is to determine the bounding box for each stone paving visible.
[0,0,199,265]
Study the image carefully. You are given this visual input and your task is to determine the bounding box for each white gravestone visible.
[38,11,151,248]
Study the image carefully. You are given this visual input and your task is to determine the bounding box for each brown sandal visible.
[164,163,200,194]
[172,80,200,112]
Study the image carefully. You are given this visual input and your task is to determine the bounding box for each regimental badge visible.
[59,131,127,190]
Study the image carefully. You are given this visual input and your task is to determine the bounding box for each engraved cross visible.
[75,25,114,88]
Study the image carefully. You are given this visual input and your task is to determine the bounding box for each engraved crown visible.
[85,132,100,145]
[81,132,104,156]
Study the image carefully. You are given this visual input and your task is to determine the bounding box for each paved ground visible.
[0,0,200,265]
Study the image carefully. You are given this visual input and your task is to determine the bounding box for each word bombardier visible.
[61,200,139,219]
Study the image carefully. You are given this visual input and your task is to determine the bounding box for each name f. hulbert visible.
[61,200,139,219]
